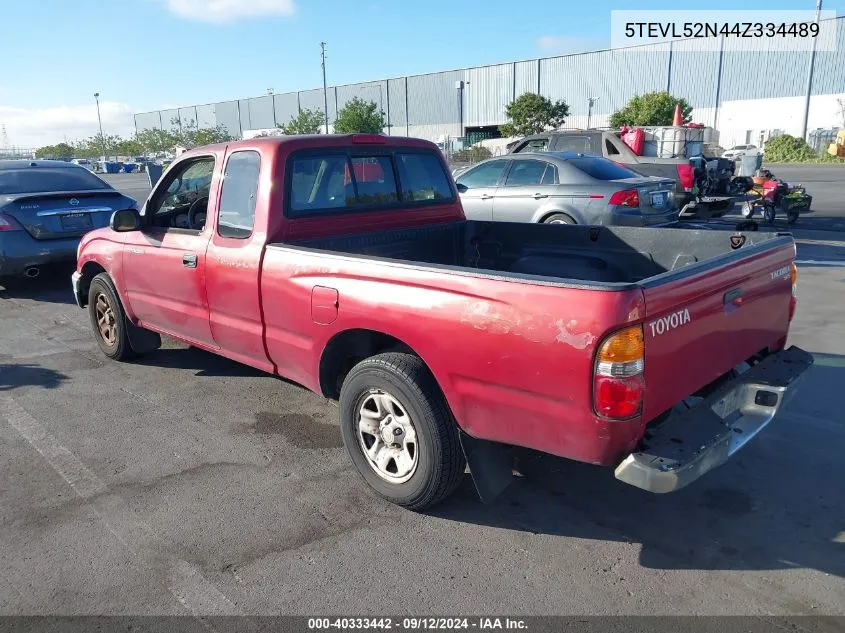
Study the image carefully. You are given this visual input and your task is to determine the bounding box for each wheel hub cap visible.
[357,390,418,484]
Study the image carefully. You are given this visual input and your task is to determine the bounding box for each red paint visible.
[76,134,798,469]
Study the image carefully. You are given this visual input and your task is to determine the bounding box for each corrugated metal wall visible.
[668,39,721,109]
[464,64,512,127]
[135,17,845,141]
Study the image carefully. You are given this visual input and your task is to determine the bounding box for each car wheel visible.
[741,202,755,218]
[339,352,465,510]
[88,273,135,361]
[543,213,576,225]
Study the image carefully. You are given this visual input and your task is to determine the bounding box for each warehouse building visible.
[134,16,845,151]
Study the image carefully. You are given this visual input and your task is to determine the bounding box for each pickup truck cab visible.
[73,134,811,510]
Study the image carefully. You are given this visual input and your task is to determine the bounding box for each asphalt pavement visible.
[0,167,843,618]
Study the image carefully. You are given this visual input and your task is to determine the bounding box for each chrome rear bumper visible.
[615,346,813,493]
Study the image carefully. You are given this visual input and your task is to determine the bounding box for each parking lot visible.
[0,167,843,617]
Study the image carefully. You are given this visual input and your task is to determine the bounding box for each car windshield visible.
[564,156,640,180]
[0,167,110,194]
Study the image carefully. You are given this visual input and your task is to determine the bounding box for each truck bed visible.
[286,220,790,287]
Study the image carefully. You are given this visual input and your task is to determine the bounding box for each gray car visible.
[0,160,137,279]
[455,152,678,227]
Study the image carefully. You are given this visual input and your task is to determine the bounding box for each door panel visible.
[455,159,509,221]
[204,150,272,371]
[122,229,215,345]
[493,159,560,223]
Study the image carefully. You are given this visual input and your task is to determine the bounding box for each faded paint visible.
[554,319,596,350]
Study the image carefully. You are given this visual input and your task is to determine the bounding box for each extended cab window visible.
[218,151,260,239]
[148,158,215,231]
[554,135,593,154]
[512,138,549,153]
[288,150,451,215]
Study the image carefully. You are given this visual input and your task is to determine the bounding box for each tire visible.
[339,352,465,510]
[787,209,799,225]
[741,202,755,218]
[763,202,776,225]
[542,213,575,225]
[88,273,135,361]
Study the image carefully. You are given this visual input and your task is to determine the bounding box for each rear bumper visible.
[615,346,813,493]
[0,232,80,277]
[610,208,680,227]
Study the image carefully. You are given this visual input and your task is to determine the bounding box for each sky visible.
[1,0,842,147]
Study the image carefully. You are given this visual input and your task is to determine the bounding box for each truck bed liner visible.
[282,221,792,287]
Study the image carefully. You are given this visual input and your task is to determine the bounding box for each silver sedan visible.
[454,152,678,226]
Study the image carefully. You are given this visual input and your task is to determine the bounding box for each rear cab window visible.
[564,156,640,180]
[287,149,454,216]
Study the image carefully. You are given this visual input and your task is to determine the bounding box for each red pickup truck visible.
[72,134,812,510]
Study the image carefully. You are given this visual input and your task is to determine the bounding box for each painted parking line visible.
[0,395,245,621]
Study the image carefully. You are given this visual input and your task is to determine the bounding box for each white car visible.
[722,144,761,160]
[70,158,94,171]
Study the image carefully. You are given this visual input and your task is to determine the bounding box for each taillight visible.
[677,163,695,191]
[608,189,639,208]
[789,262,798,321]
[0,214,23,232]
[594,325,645,419]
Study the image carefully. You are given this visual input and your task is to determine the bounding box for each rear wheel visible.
[763,202,777,225]
[88,273,135,361]
[542,213,575,225]
[339,352,465,510]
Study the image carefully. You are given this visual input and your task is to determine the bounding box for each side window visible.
[504,160,551,186]
[605,139,620,156]
[396,152,453,202]
[218,151,260,239]
[554,135,593,154]
[541,163,558,185]
[455,159,509,189]
[513,138,549,153]
[148,158,215,230]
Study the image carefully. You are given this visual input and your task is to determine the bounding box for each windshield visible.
[0,167,111,194]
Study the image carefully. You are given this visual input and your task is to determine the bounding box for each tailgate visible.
[640,238,796,422]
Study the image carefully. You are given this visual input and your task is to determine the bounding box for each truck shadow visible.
[134,346,268,379]
[432,355,844,578]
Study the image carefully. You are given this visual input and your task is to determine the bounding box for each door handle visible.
[533,193,549,199]
[480,194,493,200]
[182,253,198,268]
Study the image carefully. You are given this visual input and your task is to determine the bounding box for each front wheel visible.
[88,273,135,361]
[339,352,465,510]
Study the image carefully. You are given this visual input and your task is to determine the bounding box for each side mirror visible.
[456,183,468,193]
[110,208,142,232]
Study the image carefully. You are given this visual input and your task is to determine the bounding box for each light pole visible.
[800,0,823,140]
[94,92,106,162]
[320,42,329,134]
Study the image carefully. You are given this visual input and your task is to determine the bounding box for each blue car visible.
[0,160,137,279]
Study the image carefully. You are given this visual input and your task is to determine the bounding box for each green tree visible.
[499,93,569,137]
[609,91,693,128]
[35,142,75,160]
[115,137,143,157]
[333,97,385,134]
[277,107,324,135]
[171,118,235,148]
[136,128,178,154]
[761,134,816,162]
